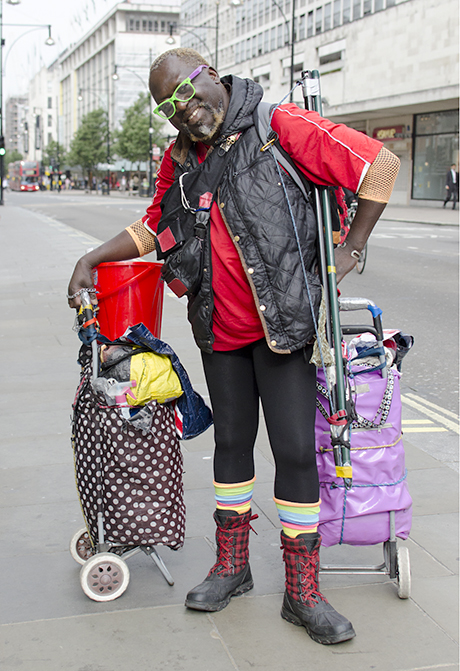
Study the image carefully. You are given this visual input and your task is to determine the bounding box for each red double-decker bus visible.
[8,161,40,191]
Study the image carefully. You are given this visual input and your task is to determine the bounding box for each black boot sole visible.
[281,603,356,645]
[185,579,254,612]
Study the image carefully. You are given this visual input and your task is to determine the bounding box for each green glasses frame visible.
[153,64,209,120]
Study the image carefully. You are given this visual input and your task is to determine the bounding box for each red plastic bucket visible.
[93,261,164,340]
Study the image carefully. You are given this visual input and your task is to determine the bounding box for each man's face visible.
[150,57,228,144]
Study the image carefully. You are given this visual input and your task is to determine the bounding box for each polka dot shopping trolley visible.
[70,290,212,602]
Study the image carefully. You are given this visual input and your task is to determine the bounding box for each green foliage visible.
[43,139,67,169]
[113,92,165,167]
[4,148,22,165]
[68,108,108,172]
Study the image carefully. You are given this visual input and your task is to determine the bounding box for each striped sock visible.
[214,477,256,515]
[274,497,321,538]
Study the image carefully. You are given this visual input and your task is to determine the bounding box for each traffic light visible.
[0,137,5,156]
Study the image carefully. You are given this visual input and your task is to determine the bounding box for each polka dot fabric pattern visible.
[72,362,185,551]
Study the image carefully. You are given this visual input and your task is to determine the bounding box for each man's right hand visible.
[66,229,141,310]
[67,256,97,309]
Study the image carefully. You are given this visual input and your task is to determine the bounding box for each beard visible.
[181,100,225,143]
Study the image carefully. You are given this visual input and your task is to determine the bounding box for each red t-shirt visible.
[143,104,382,351]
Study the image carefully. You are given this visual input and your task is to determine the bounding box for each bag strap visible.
[254,102,313,204]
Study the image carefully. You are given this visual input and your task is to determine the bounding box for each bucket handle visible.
[96,264,162,302]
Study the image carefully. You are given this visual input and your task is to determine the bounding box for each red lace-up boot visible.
[281,531,356,644]
[185,509,257,612]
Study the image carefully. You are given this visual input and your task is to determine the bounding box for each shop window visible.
[412,111,459,200]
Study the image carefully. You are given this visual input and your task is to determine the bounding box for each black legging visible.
[201,339,319,503]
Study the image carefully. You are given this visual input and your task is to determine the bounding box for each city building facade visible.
[58,1,180,156]
[4,96,28,154]
[180,0,459,204]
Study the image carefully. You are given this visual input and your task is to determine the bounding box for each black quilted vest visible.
[169,77,321,354]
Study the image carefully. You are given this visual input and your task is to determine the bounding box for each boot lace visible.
[208,513,258,577]
[298,554,327,605]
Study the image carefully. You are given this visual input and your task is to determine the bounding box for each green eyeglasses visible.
[153,64,209,120]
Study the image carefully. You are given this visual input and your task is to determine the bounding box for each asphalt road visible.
[9,189,460,414]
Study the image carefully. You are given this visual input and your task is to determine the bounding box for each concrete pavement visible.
[0,200,458,671]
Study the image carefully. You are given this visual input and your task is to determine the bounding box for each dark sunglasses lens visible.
[158,102,175,119]
[175,83,194,101]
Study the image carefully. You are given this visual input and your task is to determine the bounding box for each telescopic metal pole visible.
[301,69,352,489]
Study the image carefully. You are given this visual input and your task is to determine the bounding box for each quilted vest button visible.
[234,235,240,242]
[248,268,254,274]
[271,340,277,346]
[260,305,266,311]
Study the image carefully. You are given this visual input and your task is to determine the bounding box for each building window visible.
[263,29,269,53]
[47,97,52,109]
[270,26,276,50]
[375,0,384,9]
[343,0,351,21]
[412,110,459,200]
[363,0,372,14]
[277,23,284,47]
[161,21,165,32]
[353,0,361,20]
[315,6,323,33]
[324,2,332,30]
[307,10,314,36]
[299,13,306,40]
[48,114,52,128]
[48,133,52,145]
[333,0,341,26]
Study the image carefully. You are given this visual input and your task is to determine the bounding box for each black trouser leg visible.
[201,339,319,503]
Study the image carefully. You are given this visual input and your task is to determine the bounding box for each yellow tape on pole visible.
[335,466,353,478]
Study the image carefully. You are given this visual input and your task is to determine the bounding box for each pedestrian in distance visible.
[67,48,400,645]
[443,163,458,210]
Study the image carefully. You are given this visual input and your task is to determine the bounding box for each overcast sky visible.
[2,0,132,100]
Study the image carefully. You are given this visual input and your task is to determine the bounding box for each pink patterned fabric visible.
[315,366,412,547]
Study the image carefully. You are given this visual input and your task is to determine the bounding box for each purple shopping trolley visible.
[315,296,413,599]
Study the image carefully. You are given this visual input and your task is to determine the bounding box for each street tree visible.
[113,92,165,168]
[4,149,23,166]
[43,139,67,170]
[67,108,108,181]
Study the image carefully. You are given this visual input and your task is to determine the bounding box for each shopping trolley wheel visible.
[80,553,130,602]
[396,546,411,599]
[70,528,95,565]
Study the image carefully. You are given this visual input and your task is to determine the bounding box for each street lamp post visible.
[0,2,55,205]
[112,59,155,197]
[0,0,21,206]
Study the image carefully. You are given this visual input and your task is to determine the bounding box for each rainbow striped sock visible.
[274,497,321,538]
[214,477,256,515]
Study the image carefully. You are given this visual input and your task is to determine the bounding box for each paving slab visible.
[209,587,459,671]
[0,606,239,671]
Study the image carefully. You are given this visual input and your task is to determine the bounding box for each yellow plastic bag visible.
[126,351,183,406]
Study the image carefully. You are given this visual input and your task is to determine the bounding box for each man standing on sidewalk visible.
[443,164,458,210]
[67,47,400,646]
